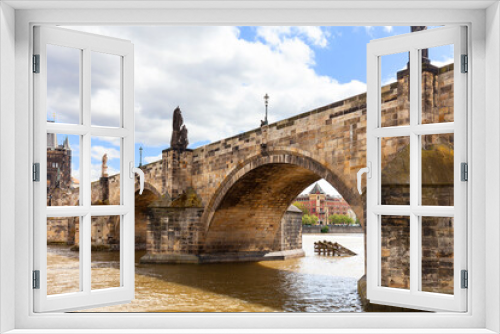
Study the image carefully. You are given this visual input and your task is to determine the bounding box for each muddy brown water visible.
[47,234,365,312]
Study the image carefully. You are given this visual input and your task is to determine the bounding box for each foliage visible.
[302,214,319,225]
[328,214,355,225]
[320,225,329,233]
[293,201,309,215]
[355,218,361,226]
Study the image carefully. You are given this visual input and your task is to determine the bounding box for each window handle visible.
[130,162,145,195]
[357,162,372,195]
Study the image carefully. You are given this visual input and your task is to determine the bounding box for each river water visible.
[47,233,365,312]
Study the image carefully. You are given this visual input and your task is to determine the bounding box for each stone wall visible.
[380,216,454,295]
[274,207,303,251]
[142,205,304,263]
[90,216,120,250]
[162,149,194,200]
[381,216,411,289]
[421,217,454,294]
[47,217,78,245]
[47,187,79,206]
[139,160,164,194]
[143,207,205,261]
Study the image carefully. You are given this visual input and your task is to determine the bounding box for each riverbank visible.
[302,225,363,233]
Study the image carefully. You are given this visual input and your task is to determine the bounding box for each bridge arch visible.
[134,181,161,249]
[201,150,364,254]
[135,181,162,198]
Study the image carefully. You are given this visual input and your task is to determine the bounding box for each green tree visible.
[293,201,309,215]
[328,214,354,225]
[302,214,319,225]
[310,215,319,225]
[302,214,311,225]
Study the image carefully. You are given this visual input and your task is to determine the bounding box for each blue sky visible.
[54,26,453,192]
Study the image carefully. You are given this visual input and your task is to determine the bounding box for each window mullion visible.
[81,47,92,295]
[82,48,91,209]
[81,213,90,294]
[409,47,420,295]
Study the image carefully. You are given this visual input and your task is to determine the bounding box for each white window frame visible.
[33,26,136,312]
[366,26,467,312]
[0,1,498,333]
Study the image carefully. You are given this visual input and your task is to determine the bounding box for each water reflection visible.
[48,234,365,312]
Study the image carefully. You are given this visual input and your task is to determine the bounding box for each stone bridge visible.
[49,61,455,280]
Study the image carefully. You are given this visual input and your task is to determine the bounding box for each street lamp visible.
[261,93,269,126]
[139,146,143,167]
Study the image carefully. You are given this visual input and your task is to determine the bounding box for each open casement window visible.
[365,26,467,312]
[33,26,138,312]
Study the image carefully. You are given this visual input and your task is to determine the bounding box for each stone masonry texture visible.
[48,64,455,293]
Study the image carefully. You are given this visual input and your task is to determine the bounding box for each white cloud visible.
[144,153,162,164]
[90,51,122,127]
[256,26,329,48]
[276,37,315,65]
[430,57,454,67]
[96,136,121,147]
[382,76,397,86]
[72,166,80,181]
[63,26,366,149]
[47,44,81,124]
[364,26,374,36]
[255,26,292,46]
[383,26,393,33]
[297,27,329,47]
[91,90,121,127]
[91,145,120,161]
[90,163,119,181]
[73,164,119,182]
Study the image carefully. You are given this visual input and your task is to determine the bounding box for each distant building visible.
[47,132,73,190]
[295,183,352,224]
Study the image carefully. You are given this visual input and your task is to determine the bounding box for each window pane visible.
[91,52,121,127]
[47,133,80,206]
[421,44,454,124]
[91,136,121,205]
[421,134,454,206]
[421,217,454,295]
[381,215,410,290]
[91,215,121,290]
[47,44,81,124]
[47,217,80,295]
[381,136,410,205]
[380,52,410,127]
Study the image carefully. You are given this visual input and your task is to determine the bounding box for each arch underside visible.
[204,163,318,253]
[203,158,360,254]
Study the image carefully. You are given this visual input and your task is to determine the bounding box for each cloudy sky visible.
[49,25,452,195]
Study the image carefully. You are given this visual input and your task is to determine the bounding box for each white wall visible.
[3,3,496,332]
[486,2,500,333]
[0,2,16,333]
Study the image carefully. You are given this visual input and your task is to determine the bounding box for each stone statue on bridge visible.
[102,153,108,178]
[170,107,189,150]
